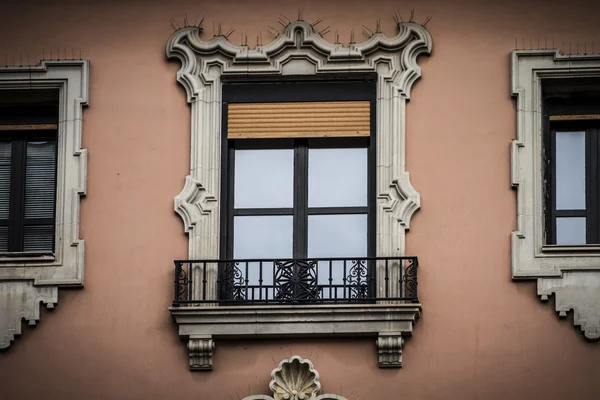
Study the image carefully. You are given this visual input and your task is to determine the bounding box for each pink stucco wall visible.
[1,0,600,398]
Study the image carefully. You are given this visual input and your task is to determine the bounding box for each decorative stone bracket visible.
[172,303,420,370]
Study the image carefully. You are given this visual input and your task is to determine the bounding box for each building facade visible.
[1,0,599,398]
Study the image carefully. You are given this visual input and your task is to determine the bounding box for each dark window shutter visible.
[22,140,56,252]
[0,141,10,252]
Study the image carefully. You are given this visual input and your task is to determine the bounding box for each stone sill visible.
[170,303,421,370]
[0,252,55,265]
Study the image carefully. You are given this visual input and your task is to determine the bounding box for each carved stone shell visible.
[269,356,321,400]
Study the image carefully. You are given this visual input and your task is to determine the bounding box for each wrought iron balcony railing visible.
[172,256,418,306]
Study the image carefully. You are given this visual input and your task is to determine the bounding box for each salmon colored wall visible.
[1,0,600,398]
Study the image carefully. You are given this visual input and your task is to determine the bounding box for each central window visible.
[220,78,376,301]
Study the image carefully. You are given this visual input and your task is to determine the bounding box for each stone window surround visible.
[0,60,89,349]
[167,19,432,370]
[511,50,600,340]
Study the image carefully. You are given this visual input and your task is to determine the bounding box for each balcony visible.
[169,256,421,370]
[172,256,418,306]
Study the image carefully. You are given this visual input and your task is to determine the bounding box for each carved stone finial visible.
[188,337,214,370]
[376,333,404,367]
[269,356,321,400]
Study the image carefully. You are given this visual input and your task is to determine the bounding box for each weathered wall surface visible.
[1,0,599,398]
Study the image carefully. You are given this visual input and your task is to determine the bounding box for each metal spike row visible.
[267,26,279,38]
[225,28,235,39]
[318,26,331,37]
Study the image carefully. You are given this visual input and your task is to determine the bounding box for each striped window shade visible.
[227,101,371,139]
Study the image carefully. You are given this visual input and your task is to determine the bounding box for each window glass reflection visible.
[556,131,585,210]
[233,215,293,296]
[234,149,294,208]
[308,214,367,298]
[556,217,586,245]
[308,148,367,207]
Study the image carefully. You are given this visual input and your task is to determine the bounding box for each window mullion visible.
[8,139,25,251]
[293,140,308,259]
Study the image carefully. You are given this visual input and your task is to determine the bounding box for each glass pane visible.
[308,214,368,299]
[23,225,54,252]
[308,148,368,207]
[25,141,56,219]
[234,149,293,208]
[234,215,293,297]
[556,217,586,245]
[0,142,11,220]
[556,131,585,210]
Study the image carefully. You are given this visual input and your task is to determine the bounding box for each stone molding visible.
[511,50,600,339]
[170,303,421,370]
[0,61,89,349]
[167,17,431,368]
[241,356,350,400]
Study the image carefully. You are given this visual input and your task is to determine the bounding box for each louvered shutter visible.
[0,141,10,252]
[22,140,56,252]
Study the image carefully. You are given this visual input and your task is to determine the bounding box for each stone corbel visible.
[188,335,214,370]
[376,332,404,368]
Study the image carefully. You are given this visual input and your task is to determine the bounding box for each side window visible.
[543,79,600,245]
[0,89,58,253]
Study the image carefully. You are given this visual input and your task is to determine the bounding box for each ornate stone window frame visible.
[167,19,432,369]
[0,60,89,348]
[511,50,600,339]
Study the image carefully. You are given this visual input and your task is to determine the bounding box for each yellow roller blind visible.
[227,101,370,139]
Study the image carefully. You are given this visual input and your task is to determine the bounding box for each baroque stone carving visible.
[241,356,349,400]
[0,61,89,348]
[511,50,600,339]
[270,356,321,400]
[167,15,431,368]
